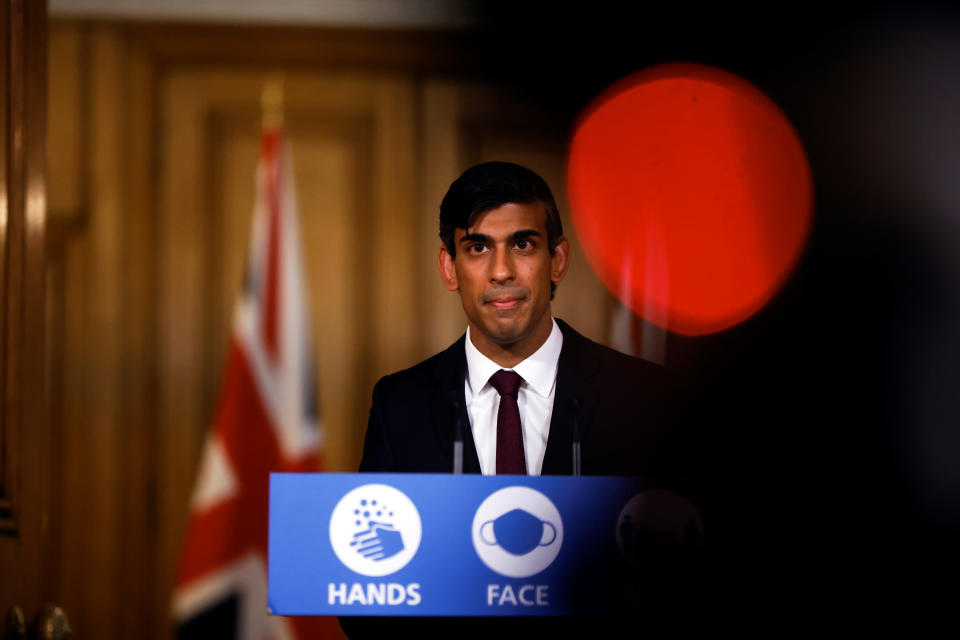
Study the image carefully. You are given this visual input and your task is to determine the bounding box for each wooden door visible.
[0,0,60,633]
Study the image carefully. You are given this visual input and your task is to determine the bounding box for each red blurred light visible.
[567,63,813,336]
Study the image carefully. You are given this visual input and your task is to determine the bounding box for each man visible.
[359,161,678,478]
[342,163,690,639]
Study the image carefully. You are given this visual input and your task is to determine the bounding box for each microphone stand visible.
[572,398,581,476]
[451,397,463,475]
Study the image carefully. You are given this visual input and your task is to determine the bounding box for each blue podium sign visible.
[269,473,706,617]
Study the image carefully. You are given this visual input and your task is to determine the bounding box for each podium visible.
[269,473,717,617]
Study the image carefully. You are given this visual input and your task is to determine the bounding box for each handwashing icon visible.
[479,508,557,555]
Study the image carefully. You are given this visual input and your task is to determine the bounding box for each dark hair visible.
[439,161,565,297]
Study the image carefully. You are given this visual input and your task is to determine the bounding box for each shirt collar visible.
[464,318,563,398]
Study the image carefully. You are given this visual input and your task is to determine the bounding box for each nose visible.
[490,246,515,284]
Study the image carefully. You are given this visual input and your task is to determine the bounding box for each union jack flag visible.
[172,127,337,639]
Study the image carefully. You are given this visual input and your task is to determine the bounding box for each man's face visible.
[438,202,569,358]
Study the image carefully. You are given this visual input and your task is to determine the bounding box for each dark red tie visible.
[490,369,526,475]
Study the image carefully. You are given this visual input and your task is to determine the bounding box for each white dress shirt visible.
[464,319,563,475]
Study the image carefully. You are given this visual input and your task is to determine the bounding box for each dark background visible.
[473,1,960,616]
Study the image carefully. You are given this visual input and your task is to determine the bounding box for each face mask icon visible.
[479,508,557,555]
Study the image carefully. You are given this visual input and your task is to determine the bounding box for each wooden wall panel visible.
[46,22,84,222]
[0,0,12,542]
[0,0,50,622]
[58,26,125,637]
[419,80,468,354]
[114,34,161,640]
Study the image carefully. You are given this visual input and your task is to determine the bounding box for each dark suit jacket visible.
[342,320,694,638]
[359,318,682,477]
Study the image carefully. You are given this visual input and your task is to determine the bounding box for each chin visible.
[487,323,531,345]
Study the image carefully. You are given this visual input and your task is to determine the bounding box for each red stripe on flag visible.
[177,339,318,586]
[261,130,282,365]
[176,338,335,637]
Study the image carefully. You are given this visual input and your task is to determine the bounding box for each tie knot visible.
[489,369,523,397]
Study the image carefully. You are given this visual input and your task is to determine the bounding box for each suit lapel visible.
[542,319,601,475]
[428,320,599,476]
[428,335,482,474]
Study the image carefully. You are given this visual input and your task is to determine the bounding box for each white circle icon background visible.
[471,486,563,578]
[329,484,422,577]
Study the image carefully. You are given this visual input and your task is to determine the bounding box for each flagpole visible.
[262,75,285,130]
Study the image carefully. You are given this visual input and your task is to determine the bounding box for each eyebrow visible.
[459,232,492,246]
[510,230,542,243]
[459,229,543,246]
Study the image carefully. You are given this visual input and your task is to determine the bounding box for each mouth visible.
[482,286,529,312]
[485,296,524,310]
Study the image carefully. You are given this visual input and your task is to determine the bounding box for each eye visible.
[468,242,487,255]
[515,238,534,251]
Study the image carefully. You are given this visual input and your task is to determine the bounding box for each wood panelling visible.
[45,21,84,222]
[44,18,618,639]
[118,22,485,71]
[1,0,50,621]
[115,31,161,639]
[0,0,11,538]
[58,26,127,637]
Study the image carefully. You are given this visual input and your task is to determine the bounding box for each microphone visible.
[450,395,463,475]
[571,397,581,476]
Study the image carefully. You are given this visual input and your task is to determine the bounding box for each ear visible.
[551,237,571,285]
[438,246,459,291]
